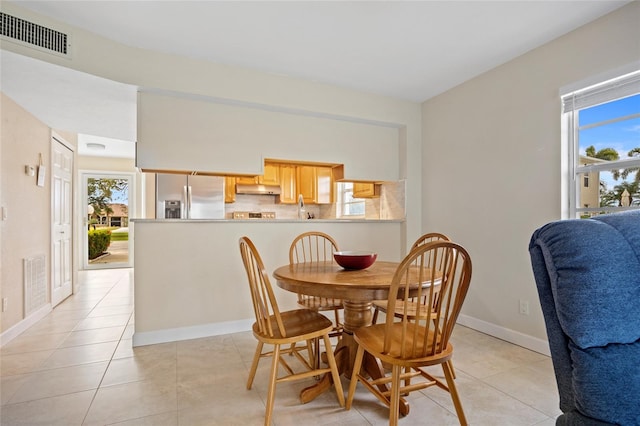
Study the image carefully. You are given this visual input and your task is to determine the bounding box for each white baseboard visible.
[132,318,254,347]
[130,313,551,356]
[457,313,550,356]
[0,303,52,347]
[0,301,551,360]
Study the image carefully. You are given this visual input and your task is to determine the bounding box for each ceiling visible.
[0,1,631,158]
[1,50,138,158]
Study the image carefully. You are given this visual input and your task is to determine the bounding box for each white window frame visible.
[561,68,640,219]
[336,182,365,218]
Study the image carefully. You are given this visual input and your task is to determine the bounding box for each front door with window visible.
[82,173,133,269]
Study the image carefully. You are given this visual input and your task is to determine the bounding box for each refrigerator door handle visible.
[187,185,193,219]
[183,185,189,219]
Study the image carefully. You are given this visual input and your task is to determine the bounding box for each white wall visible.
[0,94,79,337]
[421,2,640,352]
[133,220,403,346]
[137,91,401,181]
[1,1,422,253]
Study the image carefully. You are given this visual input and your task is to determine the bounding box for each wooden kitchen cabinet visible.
[235,176,258,185]
[298,166,333,204]
[297,166,316,204]
[353,182,380,198]
[236,164,280,186]
[231,162,334,205]
[225,177,236,203]
[278,164,297,204]
[259,163,280,186]
[315,166,333,204]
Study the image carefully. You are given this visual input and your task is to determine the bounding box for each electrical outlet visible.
[519,299,530,315]
[2,298,7,312]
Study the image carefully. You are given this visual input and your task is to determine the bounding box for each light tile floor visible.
[1,268,561,425]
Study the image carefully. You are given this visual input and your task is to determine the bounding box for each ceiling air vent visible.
[0,12,71,56]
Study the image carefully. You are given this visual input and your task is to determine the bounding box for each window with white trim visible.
[562,70,640,218]
[337,182,365,218]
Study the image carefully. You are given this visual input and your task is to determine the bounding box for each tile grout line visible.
[81,277,135,426]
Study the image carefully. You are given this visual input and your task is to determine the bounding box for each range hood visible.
[235,183,282,195]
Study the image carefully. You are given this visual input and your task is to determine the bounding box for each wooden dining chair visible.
[289,231,344,339]
[372,232,451,324]
[372,232,458,379]
[345,240,472,426]
[239,237,345,426]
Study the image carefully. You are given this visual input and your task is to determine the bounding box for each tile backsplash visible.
[226,180,405,220]
[226,194,320,220]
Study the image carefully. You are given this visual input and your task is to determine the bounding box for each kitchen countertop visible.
[132,218,404,223]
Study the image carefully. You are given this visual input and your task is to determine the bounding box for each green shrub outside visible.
[88,229,112,259]
[110,232,128,241]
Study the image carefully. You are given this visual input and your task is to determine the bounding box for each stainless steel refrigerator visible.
[156,174,225,219]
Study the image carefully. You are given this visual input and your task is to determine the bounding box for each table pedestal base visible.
[299,301,409,416]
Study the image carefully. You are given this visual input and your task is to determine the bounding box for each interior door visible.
[52,138,73,307]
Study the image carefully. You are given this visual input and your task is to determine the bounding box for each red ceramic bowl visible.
[334,251,377,270]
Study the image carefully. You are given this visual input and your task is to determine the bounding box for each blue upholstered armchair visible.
[529,210,640,426]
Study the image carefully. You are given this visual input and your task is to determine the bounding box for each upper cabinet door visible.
[235,176,259,185]
[315,166,333,204]
[225,177,236,203]
[259,163,280,186]
[297,166,316,204]
[353,182,380,198]
[298,166,333,204]
[279,165,297,204]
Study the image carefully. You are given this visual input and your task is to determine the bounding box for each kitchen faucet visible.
[298,194,305,220]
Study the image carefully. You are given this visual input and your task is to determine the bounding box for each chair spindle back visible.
[411,232,451,250]
[385,241,472,359]
[239,236,286,338]
[289,231,339,264]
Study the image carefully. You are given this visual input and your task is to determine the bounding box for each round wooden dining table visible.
[273,260,412,413]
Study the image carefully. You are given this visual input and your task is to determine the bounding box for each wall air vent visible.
[0,12,71,56]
